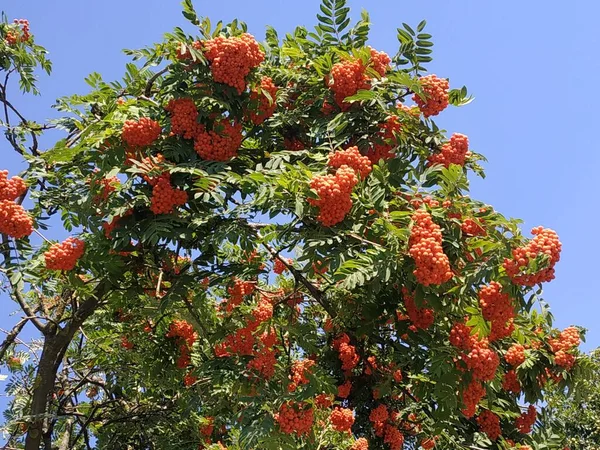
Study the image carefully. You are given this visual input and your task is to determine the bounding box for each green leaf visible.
[320,4,332,16]
[337,17,351,32]
[317,14,335,26]
[41,139,83,163]
[344,89,377,102]
[335,7,351,22]
[318,24,336,34]
[416,40,434,47]
[181,0,200,26]
[402,23,416,36]
[397,29,413,44]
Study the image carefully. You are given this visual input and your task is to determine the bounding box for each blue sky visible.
[1,0,598,405]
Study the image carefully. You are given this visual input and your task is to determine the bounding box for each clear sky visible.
[1,0,599,411]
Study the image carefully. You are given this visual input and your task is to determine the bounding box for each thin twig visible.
[143,67,170,97]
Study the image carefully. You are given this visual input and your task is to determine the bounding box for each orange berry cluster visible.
[461,380,485,418]
[150,174,188,214]
[224,278,256,312]
[217,327,255,357]
[503,227,562,286]
[384,425,405,450]
[199,417,214,438]
[248,76,278,125]
[428,133,470,167]
[273,257,291,275]
[0,171,27,201]
[330,407,355,432]
[368,405,405,450]
[351,437,369,450]
[92,176,120,203]
[402,287,434,330]
[260,327,280,348]
[247,295,273,330]
[315,393,334,409]
[166,319,198,347]
[166,98,199,139]
[328,49,390,110]
[203,33,265,93]
[461,217,486,236]
[288,359,315,392]
[247,347,277,378]
[366,116,402,163]
[412,74,449,117]
[333,333,360,372]
[308,165,358,226]
[408,210,453,286]
[44,237,85,271]
[477,410,501,440]
[217,300,279,379]
[478,282,515,341]
[393,369,403,382]
[166,319,198,369]
[194,120,243,161]
[337,380,352,398]
[121,336,134,350]
[364,355,378,375]
[369,47,391,77]
[369,404,389,423]
[505,344,526,367]
[183,372,198,387]
[464,339,499,382]
[549,326,580,352]
[0,200,33,239]
[329,59,370,110]
[502,370,521,394]
[122,118,161,147]
[449,322,475,350]
[489,318,516,342]
[5,19,30,45]
[407,193,443,209]
[554,350,576,369]
[176,344,192,369]
[549,327,579,370]
[0,170,31,241]
[515,405,536,434]
[328,146,372,179]
[275,401,314,436]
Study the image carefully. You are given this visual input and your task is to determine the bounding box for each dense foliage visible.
[0,2,590,449]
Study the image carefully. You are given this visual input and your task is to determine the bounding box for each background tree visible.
[546,348,600,450]
[0,1,590,449]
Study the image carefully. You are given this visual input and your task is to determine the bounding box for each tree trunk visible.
[24,331,70,450]
[24,293,103,450]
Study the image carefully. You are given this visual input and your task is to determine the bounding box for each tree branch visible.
[0,318,29,362]
[144,66,170,97]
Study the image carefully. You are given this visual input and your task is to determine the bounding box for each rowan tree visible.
[0,2,591,449]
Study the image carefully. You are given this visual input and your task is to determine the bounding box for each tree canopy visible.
[0,2,589,449]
